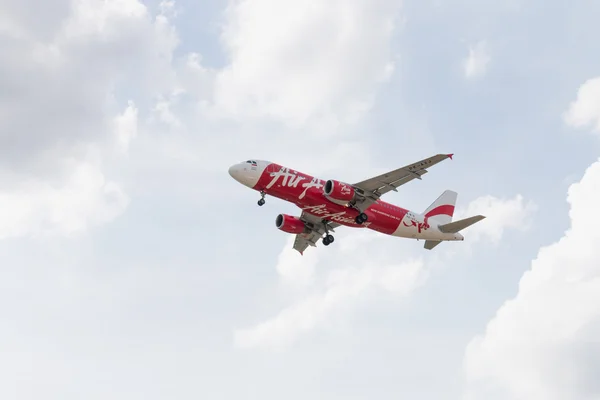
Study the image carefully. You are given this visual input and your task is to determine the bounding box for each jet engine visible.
[323,179,356,204]
[275,214,308,234]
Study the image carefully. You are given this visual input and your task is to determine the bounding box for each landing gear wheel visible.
[323,234,334,246]
[257,191,266,206]
[355,212,368,224]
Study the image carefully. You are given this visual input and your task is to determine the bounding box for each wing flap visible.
[293,232,320,255]
[292,211,342,255]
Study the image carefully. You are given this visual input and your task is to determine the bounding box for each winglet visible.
[447,153,454,160]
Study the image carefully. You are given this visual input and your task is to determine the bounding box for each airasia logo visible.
[339,183,351,195]
[266,167,306,189]
[302,204,371,226]
[403,219,430,233]
[299,177,324,200]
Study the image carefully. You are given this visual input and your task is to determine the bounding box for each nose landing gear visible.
[257,191,266,206]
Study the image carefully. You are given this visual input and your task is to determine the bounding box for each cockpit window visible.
[246,160,258,165]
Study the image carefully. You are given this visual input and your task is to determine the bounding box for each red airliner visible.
[229,154,485,254]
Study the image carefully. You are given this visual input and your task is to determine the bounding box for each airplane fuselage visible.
[229,160,464,242]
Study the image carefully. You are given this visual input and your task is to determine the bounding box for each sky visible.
[1,0,600,399]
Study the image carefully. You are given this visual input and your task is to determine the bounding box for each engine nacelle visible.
[324,179,355,204]
[275,214,308,234]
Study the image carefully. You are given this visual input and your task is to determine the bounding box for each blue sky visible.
[2,0,600,399]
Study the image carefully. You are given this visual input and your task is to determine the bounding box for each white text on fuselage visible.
[267,167,326,200]
[299,177,323,199]
[371,208,402,221]
[266,167,306,189]
[302,204,370,226]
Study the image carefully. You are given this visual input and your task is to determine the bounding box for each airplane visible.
[228,154,486,255]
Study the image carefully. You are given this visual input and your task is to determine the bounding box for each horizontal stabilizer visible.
[438,215,486,234]
[424,240,442,250]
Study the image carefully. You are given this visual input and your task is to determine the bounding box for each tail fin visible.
[422,190,457,224]
[438,215,486,234]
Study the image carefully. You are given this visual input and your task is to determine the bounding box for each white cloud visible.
[463,157,600,400]
[120,0,405,194]
[113,101,138,154]
[213,0,400,131]
[62,0,147,39]
[0,0,180,240]
[463,80,600,400]
[564,76,600,133]
[234,245,426,350]
[463,40,490,79]
[455,194,537,245]
[0,160,129,240]
[275,236,320,288]
[233,192,534,350]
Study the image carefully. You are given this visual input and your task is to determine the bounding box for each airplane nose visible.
[228,161,262,188]
[228,164,239,179]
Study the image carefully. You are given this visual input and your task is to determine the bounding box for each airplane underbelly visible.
[295,198,401,234]
[266,184,402,234]
[365,211,401,235]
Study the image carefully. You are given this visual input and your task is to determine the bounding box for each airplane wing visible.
[352,153,454,210]
[293,211,341,255]
[292,231,321,255]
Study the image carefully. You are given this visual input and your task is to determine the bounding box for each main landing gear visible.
[257,191,266,206]
[348,202,368,224]
[355,212,368,224]
[322,219,335,246]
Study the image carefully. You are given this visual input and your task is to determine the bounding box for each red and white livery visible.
[228,154,485,254]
